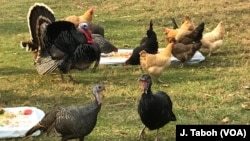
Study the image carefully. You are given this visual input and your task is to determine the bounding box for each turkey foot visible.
[139,126,146,140]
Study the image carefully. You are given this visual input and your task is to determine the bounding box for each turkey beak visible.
[96,93,102,105]
[139,79,148,94]
[144,82,148,94]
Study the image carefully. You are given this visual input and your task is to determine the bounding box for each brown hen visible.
[171,39,202,68]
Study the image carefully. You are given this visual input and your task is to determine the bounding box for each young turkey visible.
[138,74,176,141]
[25,84,106,141]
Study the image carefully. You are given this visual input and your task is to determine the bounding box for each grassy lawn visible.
[0,0,249,141]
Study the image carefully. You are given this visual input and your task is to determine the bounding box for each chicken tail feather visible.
[193,41,202,52]
[149,20,153,31]
[171,17,178,29]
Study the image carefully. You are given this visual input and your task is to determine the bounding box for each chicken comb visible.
[89,7,94,15]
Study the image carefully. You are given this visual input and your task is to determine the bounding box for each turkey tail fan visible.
[25,123,43,137]
[27,3,59,75]
[20,40,38,52]
[35,55,63,75]
[27,3,55,52]
[25,108,60,137]
[34,44,63,75]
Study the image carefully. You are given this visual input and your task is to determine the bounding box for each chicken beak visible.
[164,28,169,34]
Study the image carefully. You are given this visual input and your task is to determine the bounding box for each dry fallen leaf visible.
[242,85,250,89]
[227,94,234,97]
[221,117,230,123]
[241,103,250,110]
[204,94,212,97]
[161,83,169,87]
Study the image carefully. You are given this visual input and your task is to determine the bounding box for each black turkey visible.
[21,3,101,83]
[138,74,176,141]
[25,84,105,141]
[124,20,159,65]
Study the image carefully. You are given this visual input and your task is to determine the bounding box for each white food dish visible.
[100,48,205,65]
[0,106,45,139]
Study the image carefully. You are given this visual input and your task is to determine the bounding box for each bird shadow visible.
[0,66,36,76]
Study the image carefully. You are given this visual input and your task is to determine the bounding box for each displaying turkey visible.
[20,3,55,60]
[138,74,176,141]
[21,3,101,83]
[25,84,106,141]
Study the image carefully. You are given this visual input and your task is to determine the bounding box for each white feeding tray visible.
[100,48,205,65]
[0,106,45,139]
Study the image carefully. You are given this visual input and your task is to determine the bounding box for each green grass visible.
[0,0,250,141]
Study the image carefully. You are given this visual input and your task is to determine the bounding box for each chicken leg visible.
[67,73,77,83]
[179,63,184,68]
[152,76,167,84]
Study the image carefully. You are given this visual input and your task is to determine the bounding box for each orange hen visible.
[139,41,175,83]
[164,15,195,42]
[63,7,94,27]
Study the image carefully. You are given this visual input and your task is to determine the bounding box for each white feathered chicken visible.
[201,21,224,56]
[21,3,101,83]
